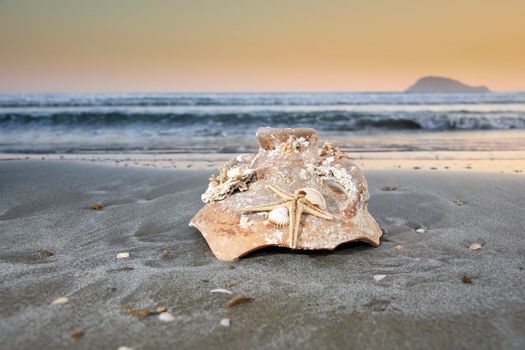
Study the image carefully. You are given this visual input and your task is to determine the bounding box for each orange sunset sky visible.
[0,0,524,93]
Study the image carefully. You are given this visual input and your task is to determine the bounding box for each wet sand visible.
[0,161,524,349]
[1,150,524,175]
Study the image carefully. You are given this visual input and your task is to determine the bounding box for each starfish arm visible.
[292,203,304,248]
[237,200,287,213]
[302,203,334,220]
[267,185,294,201]
[286,202,296,247]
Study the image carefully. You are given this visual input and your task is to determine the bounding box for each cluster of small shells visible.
[201,163,255,203]
[314,161,355,197]
[279,136,310,154]
[312,143,357,201]
[319,142,346,159]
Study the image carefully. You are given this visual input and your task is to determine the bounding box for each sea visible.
[1,92,525,154]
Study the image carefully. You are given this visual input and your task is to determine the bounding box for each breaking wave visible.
[1,109,524,131]
[1,92,525,153]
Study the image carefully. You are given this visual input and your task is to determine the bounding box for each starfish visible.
[238,185,334,248]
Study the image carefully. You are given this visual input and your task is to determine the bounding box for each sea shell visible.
[227,165,253,179]
[268,207,289,227]
[201,163,255,203]
[158,312,175,322]
[190,127,383,261]
[295,187,326,210]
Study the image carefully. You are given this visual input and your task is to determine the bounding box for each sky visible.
[0,0,524,92]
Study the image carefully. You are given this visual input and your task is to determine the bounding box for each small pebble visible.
[127,308,150,317]
[373,274,386,281]
[462,275,473,284]
[394,245,403,251]
[41,250,54,257]
[156,306,167,313]
[226,294,253,307]
[90,203,104,210]
[52,297,69,305]
[116,252,130,259]
[220,318,231,327]
[224,280,237,288]
[158,312,175,322]
[70,330,85,341]
[469,243,482,251]
[416,228,426,234]
[118,347,134,350]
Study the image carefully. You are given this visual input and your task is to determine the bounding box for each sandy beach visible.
[2,0,525,348]
[1,160,524,349]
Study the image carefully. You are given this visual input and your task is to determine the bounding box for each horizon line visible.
[0,89,523,95]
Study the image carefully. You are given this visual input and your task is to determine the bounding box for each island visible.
[405,76,490,93]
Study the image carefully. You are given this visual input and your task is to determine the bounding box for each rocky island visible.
[406,76,490,93]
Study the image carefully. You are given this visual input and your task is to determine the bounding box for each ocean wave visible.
[1,110,524,131]
[2,92,525,153]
